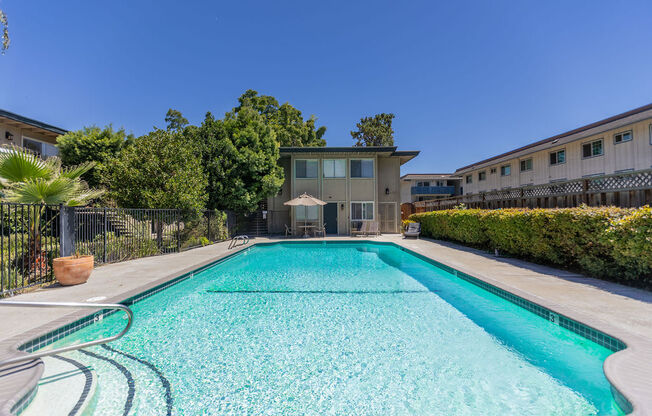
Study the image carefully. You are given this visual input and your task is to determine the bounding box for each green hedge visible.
[410,206,652,286]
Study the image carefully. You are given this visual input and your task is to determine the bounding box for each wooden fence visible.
[413,169,652,212]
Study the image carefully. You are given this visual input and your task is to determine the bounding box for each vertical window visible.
[295,159,318,178]
[490,167,497,174]
[582,139,603,158]
[478,171,486,181]
[351,202,374,220]
[22,137,58,158]
[500,165,511,176]
[550,149,566,165]
[613,130,632,144]
[465,175,472,184]
[323,159,345,178]
[296,205,319,220]
[520,158,533,172]
[416,181,430,187]
[350,159,374,178]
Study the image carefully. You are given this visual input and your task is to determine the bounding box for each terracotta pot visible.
[53,255,94,286]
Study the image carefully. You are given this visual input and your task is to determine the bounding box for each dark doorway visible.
[324,203,338,234]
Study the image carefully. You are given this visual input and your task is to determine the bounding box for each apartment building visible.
[456,103,652,195]
[400,174,461,203]
[267,146,419,235]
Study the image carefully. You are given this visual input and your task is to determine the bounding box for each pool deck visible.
[1,235,651,415]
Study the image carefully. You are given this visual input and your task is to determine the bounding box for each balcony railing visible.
[411,186,456,195]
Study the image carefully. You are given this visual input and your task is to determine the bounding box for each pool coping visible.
[1,239,651,415]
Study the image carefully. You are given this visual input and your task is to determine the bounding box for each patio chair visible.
[314,223,326,237]
[351,221,370,237]
[285,224,294,237]
[367,221,380,237]
[403,222,421,239]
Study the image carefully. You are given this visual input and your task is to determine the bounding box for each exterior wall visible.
[460,118,652,194]
[400,176,462,203]
[0,120,59,149]
[268,151,406,234]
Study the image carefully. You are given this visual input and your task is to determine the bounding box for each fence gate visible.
[378,202,397,233]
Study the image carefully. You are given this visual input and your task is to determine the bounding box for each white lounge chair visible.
[403,222,421,239]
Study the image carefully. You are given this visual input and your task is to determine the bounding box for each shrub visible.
[410,206,652,286]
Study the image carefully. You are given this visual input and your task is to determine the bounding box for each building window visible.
[550,149,566,165]
[500,165,511,176]
[350,159,374,178]
[465,174,472,184]
[478,171,486,181]
[351,202,374,220]
[295,159,318,178]
[582,139,603,158]
[613,130,632,144]
[520,158,533,172]
[490,167,497,174]
[296,205,319,220]
[416,181,430,187]
[323,159,345,178]
[22,137,58,158]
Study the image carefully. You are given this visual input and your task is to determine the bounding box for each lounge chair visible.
[403,222,421,239]
[285,224,294,237]
[367,221,380,237]
[351,222,370,237]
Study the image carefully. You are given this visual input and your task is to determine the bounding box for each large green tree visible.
[190,106,284,213]
[56,125,133,188]
[165,108,189,131]
[104,129,207,211]
[235,90,327,147]
[351,113,395,146]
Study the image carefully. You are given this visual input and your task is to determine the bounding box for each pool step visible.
[21,355,96,416]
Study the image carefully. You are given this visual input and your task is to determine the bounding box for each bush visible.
[410,206,652,286]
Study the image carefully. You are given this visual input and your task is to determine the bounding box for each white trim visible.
[613,130,633,145]
[581,138,604,159]
[350,158,374,178]
[294,158,319,179]
[350,201,374,221]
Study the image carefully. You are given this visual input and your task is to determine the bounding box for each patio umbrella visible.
[284,193,326,237]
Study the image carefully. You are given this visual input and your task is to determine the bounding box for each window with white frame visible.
[416,181,430,187]
[520,158,533,172]
[500,165,511,176]
[549,149,565,165]
[613,130,632,144]
[478,171,486,181]
[296,205,319,220]
[490,167,497,174]
[582,139,603,158]
[350,159,374,178]
[22,137,58,158]
[295,159,318,178]
[323,159,345,178]
[351,202,374,220]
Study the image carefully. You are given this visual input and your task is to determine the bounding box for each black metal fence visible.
[0,204,232,296]
[74,208,231,265]
[0,203,61,295]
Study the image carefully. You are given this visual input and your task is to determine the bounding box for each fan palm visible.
[0,146,104,277]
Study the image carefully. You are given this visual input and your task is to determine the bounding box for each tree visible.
[165,109,188,131]
[56,125,133,188]
[235,89,327,147]
[1,9,8,54]
[351,113,395,146]
[190,106,284,213]
[0,147,103,276]
[103,129,207,211]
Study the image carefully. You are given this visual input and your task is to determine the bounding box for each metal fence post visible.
[103,207,107,263]
[59,205,76,258]
[176,210,181,253]
[207,210,212,242]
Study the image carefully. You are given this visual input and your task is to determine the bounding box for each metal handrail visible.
[0,301,133,367]
[228,235,249,249]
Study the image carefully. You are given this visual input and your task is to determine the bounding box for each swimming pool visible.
[35,241,625,415]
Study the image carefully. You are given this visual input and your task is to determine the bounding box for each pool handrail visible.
[228,235,249,249]
[0,301,133,367]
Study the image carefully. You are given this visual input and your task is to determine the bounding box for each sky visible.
[1,0,652,174]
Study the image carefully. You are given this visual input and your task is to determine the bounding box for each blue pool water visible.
[45,242,623,415]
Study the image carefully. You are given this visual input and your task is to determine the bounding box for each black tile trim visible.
[50,355,93,416]
[78,349,134,416]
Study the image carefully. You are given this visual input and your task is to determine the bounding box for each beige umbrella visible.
[284,193,326,237]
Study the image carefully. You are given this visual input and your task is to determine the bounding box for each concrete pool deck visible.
[1,235,651,415]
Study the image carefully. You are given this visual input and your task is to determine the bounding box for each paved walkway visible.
[1,235,651,415]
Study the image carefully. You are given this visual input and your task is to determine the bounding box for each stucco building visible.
[0,109,65,156]
[267,146,419,235]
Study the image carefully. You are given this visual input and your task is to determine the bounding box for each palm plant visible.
[0,146,104,277]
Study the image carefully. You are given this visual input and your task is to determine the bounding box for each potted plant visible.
[53,252,94,286]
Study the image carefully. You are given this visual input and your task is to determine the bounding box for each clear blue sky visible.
[1,0,652,174]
